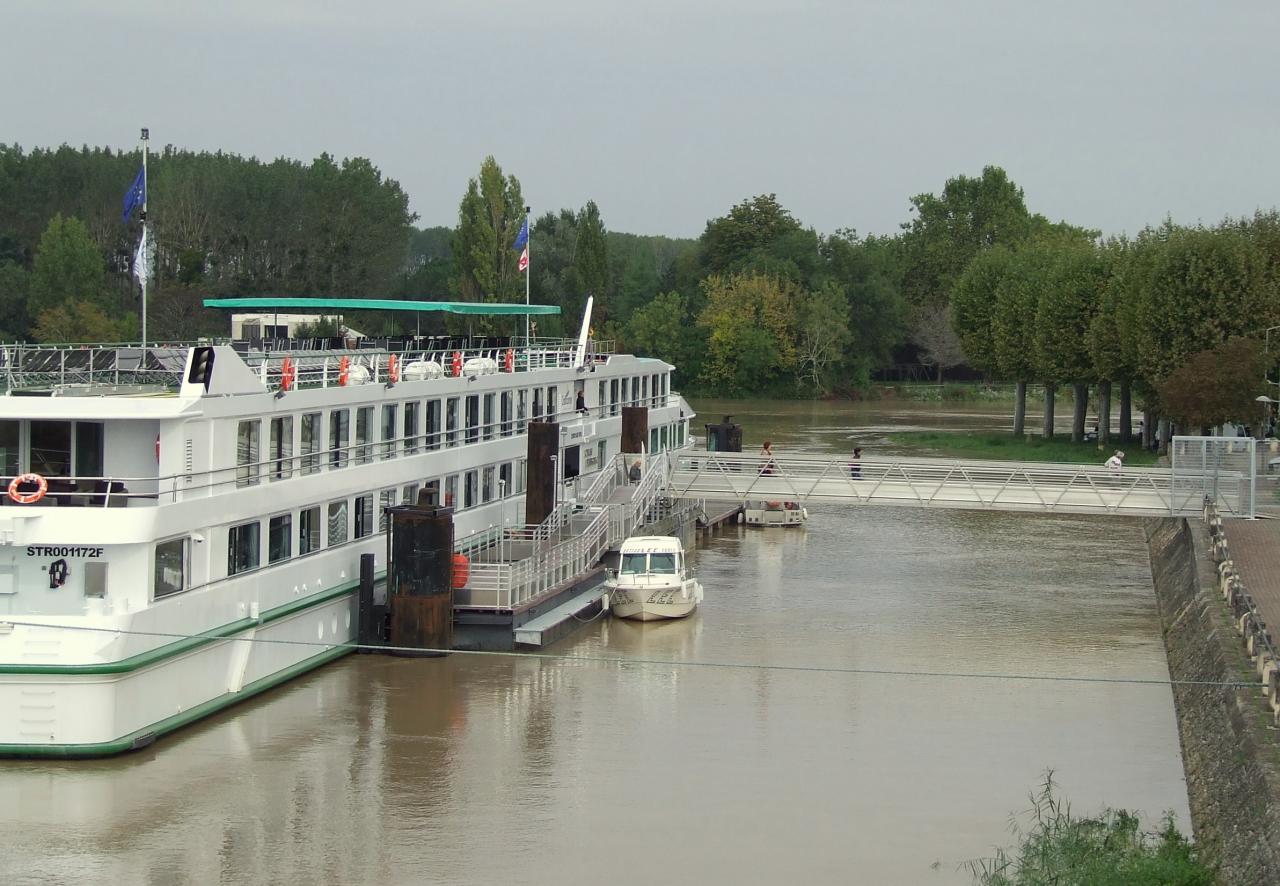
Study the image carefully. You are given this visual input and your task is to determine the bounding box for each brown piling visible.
[525,420,559,525]
[387,503,454,655]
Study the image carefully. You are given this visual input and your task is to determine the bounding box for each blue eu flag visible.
[512,218,528,251]
[122,166,146,223]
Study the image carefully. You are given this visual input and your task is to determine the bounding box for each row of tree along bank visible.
[1,145,1276,439]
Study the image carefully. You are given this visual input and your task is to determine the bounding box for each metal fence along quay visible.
[668,446,1256,519]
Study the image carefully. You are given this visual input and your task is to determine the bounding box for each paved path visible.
[1224,519,1280,634]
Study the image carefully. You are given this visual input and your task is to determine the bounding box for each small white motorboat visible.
[742,499,807,527]
[607,536,703,621]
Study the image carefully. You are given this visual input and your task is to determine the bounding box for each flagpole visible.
[523,205,531,344]
[140,127,149,348]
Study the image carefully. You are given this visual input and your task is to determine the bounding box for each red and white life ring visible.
[8,473,47,505]
[280,356,296,392]
[504,348,515,373]
[451,351,463,377]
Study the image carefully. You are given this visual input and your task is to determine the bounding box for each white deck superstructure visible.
[0,331,692,756]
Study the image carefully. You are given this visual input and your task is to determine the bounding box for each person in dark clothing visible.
[849,447,863,479]
[575,390,589,415]
[628,460,642,483]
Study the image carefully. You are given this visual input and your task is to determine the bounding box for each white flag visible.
[133,225,152,287]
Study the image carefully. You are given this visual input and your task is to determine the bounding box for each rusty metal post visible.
[387,503,454,655]
[525,420,559,526]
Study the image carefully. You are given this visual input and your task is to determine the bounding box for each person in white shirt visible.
[1105,450,1125,471]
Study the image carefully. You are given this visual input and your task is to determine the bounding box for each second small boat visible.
[607,536,703,621]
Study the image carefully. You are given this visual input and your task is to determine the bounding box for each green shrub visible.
[969,774,1214,886]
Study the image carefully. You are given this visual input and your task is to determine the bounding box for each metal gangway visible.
[668,439,1257,519]
[456,452,672,612]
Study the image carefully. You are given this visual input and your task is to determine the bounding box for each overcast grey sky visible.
[4,1,1278,238]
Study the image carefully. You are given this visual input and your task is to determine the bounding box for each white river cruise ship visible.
[0,298,692,757]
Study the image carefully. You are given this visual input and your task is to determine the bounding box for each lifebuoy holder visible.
[8,473,48,505]
[451,351,463,377]
[280,356,296,392]
[338,356,351,387]
[504,348,515,373]
[387,354,400,384]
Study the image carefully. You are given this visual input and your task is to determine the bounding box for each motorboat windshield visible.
[648,553,677,574]
[620,553,648,575]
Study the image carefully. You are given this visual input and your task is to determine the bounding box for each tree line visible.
[2,143,1278,442]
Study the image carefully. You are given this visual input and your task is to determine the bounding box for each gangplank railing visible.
[668,451,1253,518]
[456,452,671,610]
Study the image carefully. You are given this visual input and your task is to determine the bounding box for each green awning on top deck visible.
[202,297,561,315]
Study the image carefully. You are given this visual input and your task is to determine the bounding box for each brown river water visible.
[0,400,1189,885]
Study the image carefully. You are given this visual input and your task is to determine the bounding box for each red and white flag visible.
[518,246,529,272]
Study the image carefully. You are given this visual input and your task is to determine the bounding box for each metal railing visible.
[456,452,670,610]
[0,344,191,391]
[668,450,1253,518]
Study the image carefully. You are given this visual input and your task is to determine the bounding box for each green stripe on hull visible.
[0,644,352,758]
[0,578,372,675]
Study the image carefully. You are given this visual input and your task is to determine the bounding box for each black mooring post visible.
[357,552,379,651]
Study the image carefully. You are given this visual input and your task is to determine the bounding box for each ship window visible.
[546,386,557,421]
[327,500,348,546]
[382,404,398,460]
[464,470,477,509]
[482,466,494,503]
[609,379,619,416]
[517,459,526,494]
[446,397,459,447]
[379,488,396,532]
[270,416,293,481]
[532,388,543,422]
[299,506,321,555]
[620,553,647,575]
[74,421,104,477]
[465,395,479,444]
[404,401,420,454]
[598,381,606,417]
[598,440,607,469]
[661,426,669,451]
[154,537,187,597]
[483,394,495,441]
[650,428,658,454]
[354,494,375,539]
[517,389,528,431]
[227,521,260,575]
[0,420,17,477]
[329,409,349,468]
[300,413,321,475]
[650,553,676,574]
[30,420,71,477]
[268,514,292,563]
[500,392,513,437]
[620,378,627,407]
[236,420,261,487]
[354,406,373,464]
[564,445,580,480]
[425,399,442,450]
[499,462,512,496]
[445,474,458,508]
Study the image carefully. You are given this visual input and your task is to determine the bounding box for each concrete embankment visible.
[1146,516,1280,885]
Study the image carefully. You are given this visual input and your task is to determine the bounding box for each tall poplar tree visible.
[453,156,525,306]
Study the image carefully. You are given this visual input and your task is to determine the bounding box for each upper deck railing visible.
[0,336,617,393]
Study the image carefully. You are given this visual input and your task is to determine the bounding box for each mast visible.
[524,205,531,344]
[140,127,149,348]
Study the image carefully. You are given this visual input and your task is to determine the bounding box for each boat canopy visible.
[202,297,561,316]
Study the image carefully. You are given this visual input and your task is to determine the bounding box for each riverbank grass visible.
[890,431,1160,466]
[968,775,1213,885]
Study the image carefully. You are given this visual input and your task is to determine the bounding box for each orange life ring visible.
[451,351,463,377]
[338,356,350,387]
[280,356,296,391]
[451,553,470,589]
[8,473,48,505]
[504,348,515,373]
[388,354,400,384]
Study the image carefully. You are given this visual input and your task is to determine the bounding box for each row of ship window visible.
[234,374,673,486]
[157,420,691,600]
[156,460,529,599]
